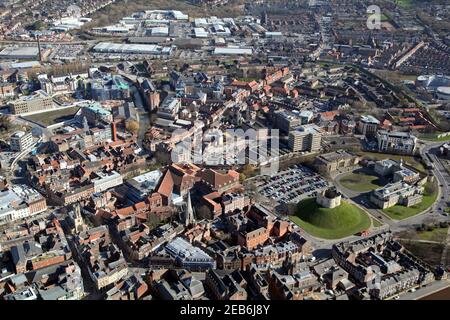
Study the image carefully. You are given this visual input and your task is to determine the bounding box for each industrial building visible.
[92,42,173,55]
[213,47,252,56]
[0,46,40,60]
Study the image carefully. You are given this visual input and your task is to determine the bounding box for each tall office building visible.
[10,131,34,152]
[288,124,322,152]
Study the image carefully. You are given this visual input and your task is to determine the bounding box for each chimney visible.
[111,121,117,141]
[36,35,42,62]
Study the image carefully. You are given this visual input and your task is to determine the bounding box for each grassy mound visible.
[289,198,371,239]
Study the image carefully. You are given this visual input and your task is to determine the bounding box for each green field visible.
[383,181,439,220]
[340,172,384,192]
[416,227,448,243]
[289,198,371,239]
[396,0,414,8]
[372,218,383,228]
[24,107,80,127]
[418,132,450,143]
[356,151,426,173]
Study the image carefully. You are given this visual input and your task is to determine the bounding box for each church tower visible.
[184,192,195,227]
[73,203,86,233]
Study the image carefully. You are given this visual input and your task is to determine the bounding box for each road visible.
[10,136,42,171]
[419,141,450,215]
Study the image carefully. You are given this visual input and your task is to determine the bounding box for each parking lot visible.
[254,165,329,205]
[50,44,86,61]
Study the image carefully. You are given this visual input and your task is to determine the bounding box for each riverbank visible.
[398,280,450,300]
[420,286,450,300]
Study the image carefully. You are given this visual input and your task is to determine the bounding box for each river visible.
[420,286,450,300]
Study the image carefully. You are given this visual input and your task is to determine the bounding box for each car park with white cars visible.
[256,164,329,204]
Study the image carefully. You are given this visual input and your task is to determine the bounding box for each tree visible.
[424,182,437,195]
[28,21,46,31]
[241,164,256,178]
[125,120,139,134]
[180,63,190,73]
[196,205,212,220]
[0,115,12,132]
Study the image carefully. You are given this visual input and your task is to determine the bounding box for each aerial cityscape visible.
[0,0,449,302]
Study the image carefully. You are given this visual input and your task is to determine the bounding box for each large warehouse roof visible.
[213,47,252,55]
[92,42,170,55]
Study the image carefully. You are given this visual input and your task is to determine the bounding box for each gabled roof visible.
[197,169,239,190]
[157,169,174,198]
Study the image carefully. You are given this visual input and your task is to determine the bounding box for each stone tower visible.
[184,192,195,227]
[73,203,86,233]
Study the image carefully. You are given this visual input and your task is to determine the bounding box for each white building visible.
[194,27,209,38]
[377,130,417,155]
[370,181,423,209]
[358,115,380,136]
[213,47,252,56]
[437,87,450,100]
[92,171,123,193]
[0,185,47,224]
[157,96,181,120]
[10,131,34,152]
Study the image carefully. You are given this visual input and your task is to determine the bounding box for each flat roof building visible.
[125,170,164,202]
[92,42,172,55]
[377,130,417,155]
[194,27,209,38]
[314,150,361,174]
[213,47,252,56]
[8,90,53,115]
[370,181,423,209]
[0,184,47,224]
[10,131,34,152]
[288,124,322,153]
[164,237,216,271]
[0,46,39,60]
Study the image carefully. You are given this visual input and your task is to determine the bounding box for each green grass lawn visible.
[397,0,414,8]
[372,218,383,228]
[418,132,450,143]
[356,151,426,173]
[340,172,384,192]
[24,107,80,127]
[383,181,438,220]
[289,198,371,239]
[416,227,448,243]
[380,14,389,22]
